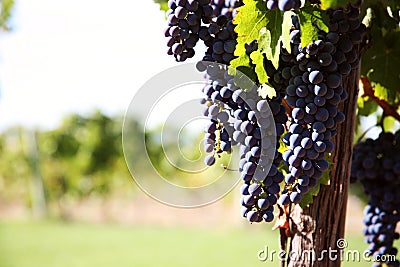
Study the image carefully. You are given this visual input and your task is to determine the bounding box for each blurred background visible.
[0,1,396,267]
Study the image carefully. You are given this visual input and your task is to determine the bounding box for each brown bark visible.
[286,62,361,266]
[360,77,400,121]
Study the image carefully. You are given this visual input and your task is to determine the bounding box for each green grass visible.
[0,220,395,267]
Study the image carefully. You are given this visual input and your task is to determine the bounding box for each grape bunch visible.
[325,1,366,73]
[265,0,301,11]
[233,41,290,222]
[232,87,287,223]
[202,88,235,165]
[198,61,286,223]
[234,41,288,222]
[233,91,282,223]
[200,14,238,64]
[351,131,400,267]
[203,115,234,166]
[276,10,363,205]
[165,0,242,63]
[165,0,214,61]
[205,0,243,65]
[211,0,242,19]
[199,62,238,166]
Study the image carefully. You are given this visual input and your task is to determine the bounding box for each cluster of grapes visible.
[265,0,301,11]
[200,39,290,223]
[244,47,295,206]
[234,84,288,223]
[351,131,400,267]
[201,72,235,165]
[203,117,234,166]
[363,203,400,267]
[165,0,214,61]
[199,62,240,166]
[326,2,366,71]
[278,18,342,205]
[200,15,237,64]
[198,61,287,223]
[211,0,242,18]
[233,91,281,223]
[196,46,282,225]
[276,3,366,205]
[165,0,242,63]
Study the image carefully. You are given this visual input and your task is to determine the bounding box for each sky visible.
[0,0,197,130]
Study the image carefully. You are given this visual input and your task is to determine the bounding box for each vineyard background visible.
[1,109,398,267]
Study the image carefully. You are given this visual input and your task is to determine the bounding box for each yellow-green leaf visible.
[282,11,293,53]
[320,0,356,10]
[298,5,330,47]
[258,83,276,99]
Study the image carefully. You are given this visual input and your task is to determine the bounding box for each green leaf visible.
[361,28,400,101]
[278,138,289,155]
[299,156,331,208]
[357,95,364,109]
[298,5,330,47]
[320,0,356,10]
[277,140,289,188]
[231,0,284,83]
[374,83,388,102]
[159,2,169,11]
[231,0,268,81]
[357,97,378,116]
[299,184,321,208]
[282,11,293,54]
[383,116,397,131]
[258,83,276,99]
[153,0,169,11]
[262,10,284,69]
[357,74,380,116]
[233,66,258,82]
[250,50,268,82]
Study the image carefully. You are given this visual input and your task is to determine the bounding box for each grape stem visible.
[220,165,237,171]
[282,99,293,116]
[356,124,377,144]
[360,77,400,121]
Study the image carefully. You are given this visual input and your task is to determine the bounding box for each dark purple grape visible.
[204,154,216,166]
[309,71,323,84]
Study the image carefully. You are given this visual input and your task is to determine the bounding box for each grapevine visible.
[161,0,400,265]
[351,130,400,267]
